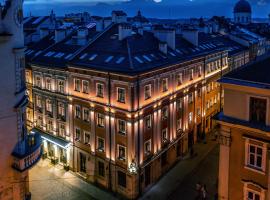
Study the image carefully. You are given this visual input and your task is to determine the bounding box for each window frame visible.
[117,87,126,103]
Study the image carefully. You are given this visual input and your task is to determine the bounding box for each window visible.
[46,99,53,113]
[47,120,53,132]
[247,191,261,200]
[74,79,81,92]
[176,99,183,111]
[145,115,152,129]
[84,132,90,145]
[177,73,183,86]
[188,93,193,104]
[162,107,168,120]
[144,140,151,154]
[97,113,105,127]
[117,171,126,188]
[190,69,194,80]
[144,84,151,100]
[118,120,126,135]
[162,78,168,92]
[249,97,267,124]
[197,108,201,117]
[59,124,65,137]
[162,128,168,142]
[46,78,52,90]
[82,80,89,94]
[118,145,126,161]
[117,87,126,103]
[75,105,81,119]
[75,128,81,141]
[97,137,105,152]
[247,144,263,170]
[198,66,202,77]
[36,95,42,108]
[177,118,182,130]
[37,116,42,127]
[188,112,193,124]
[98,161,105,177]
[35,76,42,88]
[96,83,104,98]
[83,108,90,122]
[58,80,65,93]
[58,102,65,117]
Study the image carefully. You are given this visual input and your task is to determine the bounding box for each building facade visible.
[215,57,270,200]
[0,0,41,199]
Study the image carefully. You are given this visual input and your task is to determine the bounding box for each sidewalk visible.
[140,135,218,200]
[29,160,117,200]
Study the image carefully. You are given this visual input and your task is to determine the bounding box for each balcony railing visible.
[12,131,42,172]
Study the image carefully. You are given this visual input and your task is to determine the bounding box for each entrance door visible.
[79,153,86,173]
[145,165,151,187]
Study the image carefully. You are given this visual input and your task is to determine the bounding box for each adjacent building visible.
[215,57,270,199]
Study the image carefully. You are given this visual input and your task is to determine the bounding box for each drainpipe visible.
[108,73,112,191]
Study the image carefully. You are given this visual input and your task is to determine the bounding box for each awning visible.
[32,128,71,149]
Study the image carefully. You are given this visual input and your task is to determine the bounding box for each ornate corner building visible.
[0,0,42,199]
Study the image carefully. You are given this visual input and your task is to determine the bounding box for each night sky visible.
[23,0,270,18]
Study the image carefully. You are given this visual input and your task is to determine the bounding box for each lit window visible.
[46,99,53,113]
[36,95,42,108]
[176,99,183,111]
[117,87,126,103]
[35,76,42,88]
[162,78,168,92]
[118,145,126,161]
[190,69,194,80]
[97,113,105,127]
[58,80,65,93]
[74,79,81,92]
[84,132,90,145]
[145,115,152,129]
[177,73,183,86]
[37,115,43,127]
[83,108,90,122]
[46,78,52,90]
[75,128,81,141]
[188,112,193,124]
[144,140,151,155]
[82,80,89,94]
[75,105,81,119]
[97,137,105,152]
[58,102,65,117]
[144,84,151,100]
[162,128,168,142]
[162,107,168,120]
[96,83,104,98]
[47,120,53,132]
[118,119,126,135]
[59,123,65,137]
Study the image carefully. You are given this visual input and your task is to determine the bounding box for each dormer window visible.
[249,97,267,125]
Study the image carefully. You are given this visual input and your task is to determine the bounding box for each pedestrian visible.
[195,182,202,200]
[201,184,207,200]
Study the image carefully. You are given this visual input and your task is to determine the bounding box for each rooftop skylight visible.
[79,53,88,60]
[143,55,152,62]
[54,52,65,58]
[44,51,55,57]
[89,54,98,61]
[65,53,73,60]
[116,57,125,64]
[105,56,114,63]
[134,56,144,64]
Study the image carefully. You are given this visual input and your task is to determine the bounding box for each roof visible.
[23,16,50,29]
[234,0,252,13]
[219,56,270,89]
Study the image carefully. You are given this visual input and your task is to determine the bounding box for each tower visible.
[234,0,252,24]
[0,0,41,199]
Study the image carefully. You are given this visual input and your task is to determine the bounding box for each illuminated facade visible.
[25,20,250,198]
[215,57,270,200]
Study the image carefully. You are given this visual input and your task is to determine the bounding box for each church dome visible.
[234,0,252,13]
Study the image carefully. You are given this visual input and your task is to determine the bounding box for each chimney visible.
[40,28,49,39]
[159,42,168,55]
[154,27,176,50]
[118,23,132,41]
[96,17,104,32]
[55,29,66,43]
[77,27,88,38]
[182,28,199,46]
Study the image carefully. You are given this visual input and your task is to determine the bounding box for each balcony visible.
[12,131,42,172]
